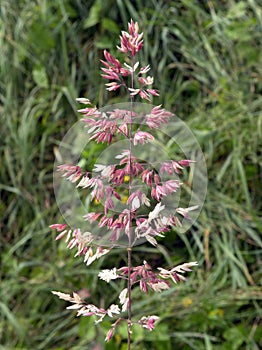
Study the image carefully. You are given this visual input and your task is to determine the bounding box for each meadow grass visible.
[1,1,261,349]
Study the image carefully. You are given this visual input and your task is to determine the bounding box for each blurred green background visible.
[0,0,261,349]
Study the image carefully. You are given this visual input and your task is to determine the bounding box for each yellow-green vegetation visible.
[1,1,261,349]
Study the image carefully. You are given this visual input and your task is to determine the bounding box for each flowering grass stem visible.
[50,19,198,348]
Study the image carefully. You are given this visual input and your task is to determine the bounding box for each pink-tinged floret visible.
[117,20,143,56]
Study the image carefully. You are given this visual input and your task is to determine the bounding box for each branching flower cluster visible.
[51,20,198,348]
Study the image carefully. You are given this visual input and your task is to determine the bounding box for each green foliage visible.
[1,0,261,349]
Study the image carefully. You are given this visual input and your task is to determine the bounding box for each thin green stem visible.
[127,54,135,350]
[127,247,132,350]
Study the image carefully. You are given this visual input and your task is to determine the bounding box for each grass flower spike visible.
[50,20,198,349]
